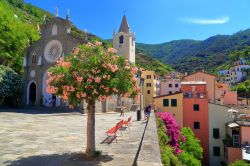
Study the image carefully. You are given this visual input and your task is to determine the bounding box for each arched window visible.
[31,52,36,64]
[52,24,57,36]
[119,35,124,44]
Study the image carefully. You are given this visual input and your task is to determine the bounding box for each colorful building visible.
[183,71,217,103]
[153,92,183,127]
[181,81,209,165]
[160,78,181,96]
[225,111,250,165]
[215,82,238,106]
[218,64,250,86]
[141,70,157,106]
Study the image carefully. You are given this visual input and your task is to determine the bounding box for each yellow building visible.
[153,92,183,127]
[141,70,157,106]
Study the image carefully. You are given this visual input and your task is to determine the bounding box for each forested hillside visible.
[137,29,250,73]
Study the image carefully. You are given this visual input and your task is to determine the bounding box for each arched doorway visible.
[42,71,60,107]
[29,82,36,106]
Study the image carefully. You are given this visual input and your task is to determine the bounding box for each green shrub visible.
[0,65,22,104]
[230,160,250,166]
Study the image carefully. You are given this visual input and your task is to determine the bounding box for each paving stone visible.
[0,110,146,165]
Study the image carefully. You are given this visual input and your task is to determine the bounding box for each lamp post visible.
[136,69,144,121]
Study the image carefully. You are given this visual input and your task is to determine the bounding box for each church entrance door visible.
[43,71,60,107]
[29,82,36,106]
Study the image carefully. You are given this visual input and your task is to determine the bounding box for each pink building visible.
[225,114,250,165]
[215,82,238,105]
[160,79,181,95]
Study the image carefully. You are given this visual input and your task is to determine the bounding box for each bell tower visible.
[113,15,135,63]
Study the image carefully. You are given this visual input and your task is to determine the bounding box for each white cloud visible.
[180,16,230,25]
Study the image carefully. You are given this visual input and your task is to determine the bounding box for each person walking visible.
[120,100,125,117]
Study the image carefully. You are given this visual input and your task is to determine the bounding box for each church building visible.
[23,13,136,111]
[23,14,86,107]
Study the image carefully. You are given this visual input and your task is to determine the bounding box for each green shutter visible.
[163,99,169,107]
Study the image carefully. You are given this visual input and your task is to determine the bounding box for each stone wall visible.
[137,113,162,166]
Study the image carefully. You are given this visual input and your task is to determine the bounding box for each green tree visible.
[47,42,139,157]
[0,0,40,74]
[0,65,22,105]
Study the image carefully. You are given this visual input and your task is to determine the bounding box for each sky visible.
[25,0,250,44]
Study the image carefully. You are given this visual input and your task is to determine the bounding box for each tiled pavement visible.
[0,110,146,166]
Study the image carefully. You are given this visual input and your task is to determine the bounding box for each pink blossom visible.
[81,92,87,97]
[107,47,117,53]
[95,41,102,46]
[95,77,101,83]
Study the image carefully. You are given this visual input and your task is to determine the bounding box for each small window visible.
[147,90,150,94]
[31,53,36,64]
[213,128,219,139]
[194,122,200,129]
[171,99,177,107]
[169,91,172,94]
[146,75,151,79]
[193,104,199,111]
[175,84,178,87]
[169,84,172,88]
[163,99,169,107]
[119,35,124,44]
[52,24,57,36]
[146,83,151,87]
[213,147,220,156]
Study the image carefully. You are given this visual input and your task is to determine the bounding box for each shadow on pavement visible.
[5,153,114,166]
[0,107,81,115]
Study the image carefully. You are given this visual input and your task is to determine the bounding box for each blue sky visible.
[25,0,250,44]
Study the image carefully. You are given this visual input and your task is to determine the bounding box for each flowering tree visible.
[157,112,185,154]
[47,41,140,157]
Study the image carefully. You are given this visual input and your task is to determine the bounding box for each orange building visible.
[183,71,217,103]
[181,81,209,165]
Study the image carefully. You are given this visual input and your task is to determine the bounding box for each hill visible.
[136,29,250,73]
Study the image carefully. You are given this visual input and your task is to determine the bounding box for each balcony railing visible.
[183,92,207,99]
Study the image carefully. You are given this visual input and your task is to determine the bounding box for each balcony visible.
[183,92,207,99]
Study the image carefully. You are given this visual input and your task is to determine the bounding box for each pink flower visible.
[95,77,101,83]
[76,76,83,83]
[81,92,87,97]
[107,47,117,53]
[95,41,102,46]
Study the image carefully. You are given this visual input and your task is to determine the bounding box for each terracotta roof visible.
[119,15,130,33]
[153,92,183,99]
[183,71,218,79]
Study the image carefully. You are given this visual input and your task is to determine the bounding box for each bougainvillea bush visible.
[0,65,22,105]
[47,41,140,157]
[157,112,186,154]
[156,112,203,166]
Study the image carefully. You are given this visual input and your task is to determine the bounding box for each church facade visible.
[23,14,137,111]
[23,16,85,107]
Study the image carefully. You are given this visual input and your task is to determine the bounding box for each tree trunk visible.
[85,99,96,157]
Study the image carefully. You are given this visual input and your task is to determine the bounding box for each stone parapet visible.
[137,113,162,166]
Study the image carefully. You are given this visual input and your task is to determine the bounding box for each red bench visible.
[123,117,131,127]
[105,120,123,142]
